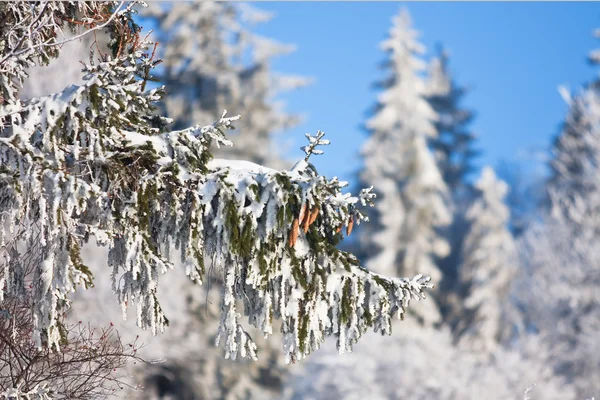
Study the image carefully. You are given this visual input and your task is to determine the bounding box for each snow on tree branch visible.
[1,384,52,400]
[0,1,131,66]
[0,1,144,108]
[1,1,433,365]
[300,130,330,161]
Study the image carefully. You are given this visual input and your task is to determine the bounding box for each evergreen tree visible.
[549,86,600,224]
[457,167,517,351]
[358,9,451,325]
[425,46,478,321]
[427,45,477,195]
[0,1,432,385]
[547,27,600,215]
[517,212,600,399]
[518,29,600,398]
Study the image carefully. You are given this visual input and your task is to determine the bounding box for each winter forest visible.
[0,1,598,399]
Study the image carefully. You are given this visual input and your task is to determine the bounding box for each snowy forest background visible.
[16,2,599,399]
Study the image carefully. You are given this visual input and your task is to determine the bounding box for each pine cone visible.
[302,215,310,233]
[301,207,311,233]
[346,216,354,236]
[289,217,300,247]
[298,202,308,224]
[308,207,319,226]
[336,224,343,233]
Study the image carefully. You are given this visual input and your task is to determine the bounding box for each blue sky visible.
[246,2,600,184]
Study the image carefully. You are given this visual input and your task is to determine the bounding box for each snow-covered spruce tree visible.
[426,45,477,195]
[548,27,600,207]
[517,213,600,399]
[456,167,517,351]
[518,83,600,399]
[425,45,478,321]
[549,85,600,226]
[1,0,432,372]
[144,2,308,169]
[359,8,451,325]
[513,37,600,398]
[548,27,600,217]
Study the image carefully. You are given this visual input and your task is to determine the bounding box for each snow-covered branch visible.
[0,3,433,364]
[301,130,330,161]
[0,1,132,69]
